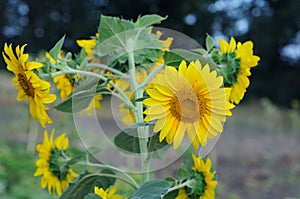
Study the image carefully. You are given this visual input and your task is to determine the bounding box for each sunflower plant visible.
[2,14,260,199]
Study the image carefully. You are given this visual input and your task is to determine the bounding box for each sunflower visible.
[53,74,74,99]
[82,94,103,116]
[34,129,78,196]
[76,34,100,63]
[143,60,234,149]
[2,43,56,127]
[217,37,260,104]
[191,154,217,199]
[94,186,123,199]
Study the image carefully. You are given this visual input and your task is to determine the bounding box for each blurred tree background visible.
[0,0,299,106]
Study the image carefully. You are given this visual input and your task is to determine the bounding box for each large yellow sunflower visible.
[2,43,56,127]
[191,154,217,199]
[143,60,234,149]
[94,186,124,199]
[34,129,78,196]
[218,37,260,104]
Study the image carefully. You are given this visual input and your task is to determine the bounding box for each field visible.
[0,71,300,199]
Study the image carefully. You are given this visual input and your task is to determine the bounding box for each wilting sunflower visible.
[34,129,78,196]
[191,154,217,199]
[94,186,124,199]
[143,60,234,149]
[2,43,56,127]
[217,37,260,104]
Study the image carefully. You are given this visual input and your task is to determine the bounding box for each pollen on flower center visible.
[17,73,34,97]
[170,90,201,122]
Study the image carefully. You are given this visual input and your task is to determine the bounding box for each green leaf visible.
[135,14,167,27]
[114,126,169,155]
[131,180,170,199]
[60,170,115,199]
[95,15,163,71]
[49,35,65,60]
[205,33,215,52]
[162,190,179,199]
[114,127,141,153]
[163,49,218,70]
[54,89,95,112]
[176,168,191,180]
[54,77,111,113]
[98,15,135,42]
[87,146,102,156]
[83,193,102,199]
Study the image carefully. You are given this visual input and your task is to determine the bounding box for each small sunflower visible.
[191,154,217,199]
[76,34,100,63]
[53,74,74,100]
[217,37,260,104]
[2,43,56,127]
[143,60,234,149]
[34,129,78,196]
[82,94,103,116]
[94,186,123,199]
[175,188,189,199]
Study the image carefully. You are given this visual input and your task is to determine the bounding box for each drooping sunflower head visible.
[214,37,260,104]
[190,154,217,199]
[3,43,56,127]
[34,129,78,196]
[143,60,234,149]
[2,43,43,74]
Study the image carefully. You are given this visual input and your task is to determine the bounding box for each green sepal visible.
[176,168,191,180]
[131,180,170,199]
[205,33,215,52]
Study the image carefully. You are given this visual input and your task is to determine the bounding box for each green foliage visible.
[95,15,164,71]
[135,15,167,28]
[60,169,116,199]
[163,49,218,70]
[84,193,102,199]
[0,142,52,199]
[131,180,170,199]
[54,77,111,113]
[114,126,169,156]
[49,35,65,61]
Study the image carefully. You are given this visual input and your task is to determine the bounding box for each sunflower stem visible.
[127,50,150,183]
[50,68,135,110]
[77,161,139,189]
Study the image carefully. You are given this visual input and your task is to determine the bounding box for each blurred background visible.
[0,0,299,198]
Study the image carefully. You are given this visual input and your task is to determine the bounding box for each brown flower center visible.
[17,73,34,97]
[170,90,206,122]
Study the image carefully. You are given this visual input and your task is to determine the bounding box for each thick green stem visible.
[127,50,150,183]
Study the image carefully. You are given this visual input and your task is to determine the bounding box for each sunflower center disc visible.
[18,73,35,97]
